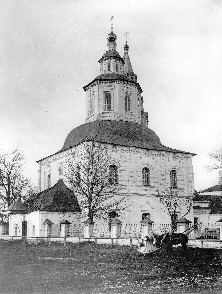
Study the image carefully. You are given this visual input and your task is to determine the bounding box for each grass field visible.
[0,240,222,294]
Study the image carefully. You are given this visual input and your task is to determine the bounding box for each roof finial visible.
[124,32,129,51]
[124,32,129,43]
[110,16,114,32]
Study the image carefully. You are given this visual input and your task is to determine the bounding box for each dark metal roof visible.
[98,50,124,63]
[83,73,142,92]
[61,120,195,155]
[194,194,222,214]
[8,199,26,214]
[201,185,222,193]
[177,217,192,223]
[26,179,81,213]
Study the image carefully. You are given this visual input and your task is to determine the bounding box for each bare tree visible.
[0,149,37,210]
[64,141,126,223]
[159,188,193,232]
[207,147,222,172]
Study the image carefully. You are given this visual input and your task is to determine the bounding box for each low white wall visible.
[188,239,222,249]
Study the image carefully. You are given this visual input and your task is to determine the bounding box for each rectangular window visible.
[88,91,95,115]
[125,92,131,112]
[104,91,112,111]
[107,61,110,71]
[48,174,51,189]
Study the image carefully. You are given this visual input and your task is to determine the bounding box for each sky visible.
[0,0,222,191]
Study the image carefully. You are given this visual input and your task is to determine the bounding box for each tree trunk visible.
[171,214,177,233]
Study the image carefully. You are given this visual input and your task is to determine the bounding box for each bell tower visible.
[83,27,148,127]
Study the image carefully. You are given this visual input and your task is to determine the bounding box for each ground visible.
[0,240,222,294]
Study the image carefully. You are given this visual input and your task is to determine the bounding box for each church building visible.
[8,27,196,238]
[36,28,195,234]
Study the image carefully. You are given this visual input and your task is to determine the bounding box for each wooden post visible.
[130,238,132,247]
[140,218,153,239]
[111,219,122,238]
[84,219,94,238]
[216,219,222,240]
[64,236,66,247]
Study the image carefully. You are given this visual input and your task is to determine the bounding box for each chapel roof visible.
[8,199,26,214]
[200,184,222,193]
[193,193,222,214]
[25,179,81,213]
[61,120,195,156]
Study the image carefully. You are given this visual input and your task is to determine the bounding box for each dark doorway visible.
[22,221,27,237]
[108,211,118,231]
[142,213,150,221]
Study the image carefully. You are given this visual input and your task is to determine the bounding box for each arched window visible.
[108,211,118,231]
[142,167,150,186]
[109,165,118,185]
[104,91,112,111]
[125,92,131,112]
[116,63,118,72]
[170,169,177,189]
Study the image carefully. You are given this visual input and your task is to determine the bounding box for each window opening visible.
[108,211,118,231]
[109,165,118,185]
[47,174,51,189]
[142,167,150,186]
[170,169,177,189]
[104,91,112,111]
[125,92,131,112]
[107,61,110,72]
[142,213,151,221]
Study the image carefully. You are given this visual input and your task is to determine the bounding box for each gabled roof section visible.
[193,194,222,214]
[98,50,124,63]
[201,184,222,193]
[26,179,81,213]
[8,199,26,214]
[83,73,142,93]
[61,120,195,155]
[37,120,195,163]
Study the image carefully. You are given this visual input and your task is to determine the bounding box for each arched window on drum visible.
[142,167,150,186]
[109,165,118,185]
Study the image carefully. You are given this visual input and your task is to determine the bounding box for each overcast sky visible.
[1,0,222,191]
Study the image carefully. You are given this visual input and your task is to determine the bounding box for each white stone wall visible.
[38,142,195,230]
[9,214,24,236]
[9,211,81,238]
[85,81,142,124]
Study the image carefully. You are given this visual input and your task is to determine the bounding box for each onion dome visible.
[124,42,129,51]
[107,31,117,43]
